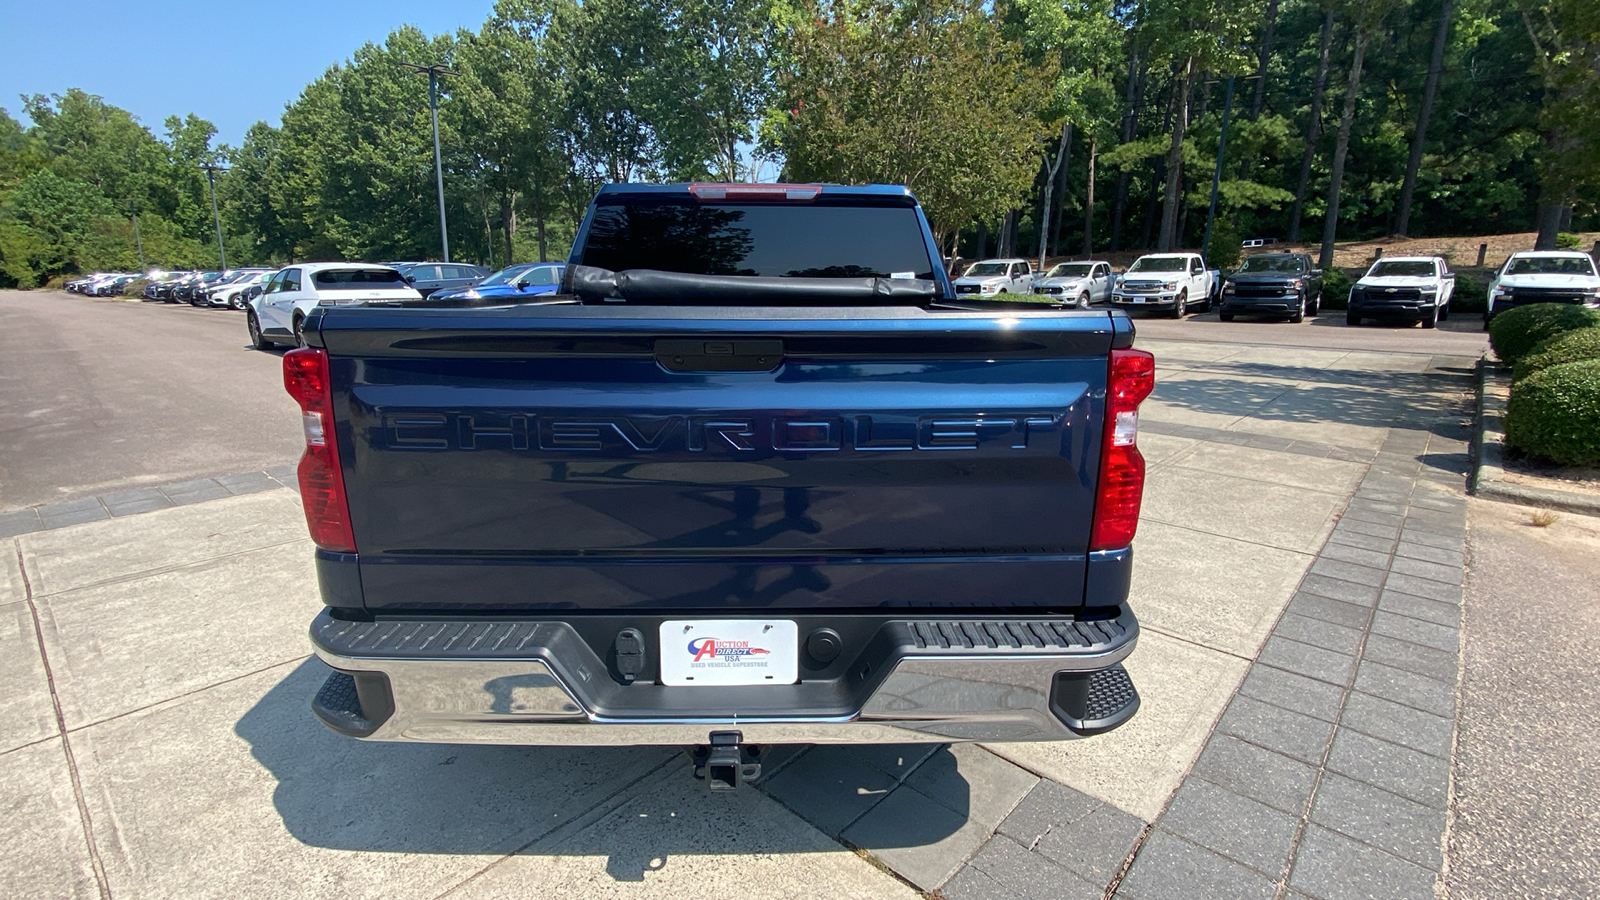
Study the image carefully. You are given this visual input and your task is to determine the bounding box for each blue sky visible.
[1,0,491,147]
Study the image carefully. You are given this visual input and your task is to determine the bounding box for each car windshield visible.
[478,264,537,287]
[1046,263,1093,278]
[1368,261,1435,278]
[312,268,409,289]
[1507,256,1597,276]
[1128,257,1187,273]
[964,262,1010,276]
[1237,257,1304,274]
[580,198,937,280]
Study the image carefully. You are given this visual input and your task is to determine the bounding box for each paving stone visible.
[1308,557,1387,587]
[1310,773,1445,869]
[1381,572,1462,605]
[1158,779,1299,876]
[161,480,231,505]
[1238,665,1346,723]
[1370,611,1460,654]
[1397,527,1458,550]
[1391,541,1463,568]
[1353,660,1455,719]
[103,488,175,516]
[38,505,109,528]
[157,478,226,495]
[1387,554,1463,586]
[840,783,978,889]
[1118,830,1277,900]
[1362,633,1458,683]
[1272,613,1363,656]
[1376,590,1460,628]
[996,780,1103,848]
[1033,804,1147,883]
[1288,825,1437,900]
[947,835,1103,900]
[1332,517,1401,541]
[1298,574,1381,607]
[265,463,297,481]
[1258,637,1357,687]
[1340,693,1454,759]
[1325,529,1395,554]
[1406,494,1465,514]
[846,743,939,783]
[36,497,104,514]
[1319,542,1391,569]
[1245,435,1295,451]
[760,745,898,835]
[1215,694,1336,764]
[1285,593,1371,630]
[1191,735,1317,816]
[0,509,44,538]
[1346,498,1406,516]
[215,471,281,496]
[902,744,1036,828]
[1325,729,1449,809]
[1340,507,1406,529]
[1397,509,1463,537]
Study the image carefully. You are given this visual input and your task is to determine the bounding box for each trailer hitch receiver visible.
[692,731,762,791]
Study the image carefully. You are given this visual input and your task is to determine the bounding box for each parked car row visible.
[65,273,142,296]
[951,254,1222,317]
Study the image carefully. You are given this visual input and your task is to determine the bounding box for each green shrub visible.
[1513,326,1600,381]
[44,274,71,290]
[1487,303,1600,364]
[1506,358,1600,466]
[1555,232,1581,250]
[1316,267,1356,309]
[1449,271,1490,313]
[122,278,150,298]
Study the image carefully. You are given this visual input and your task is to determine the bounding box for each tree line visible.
[1,0,1595,287]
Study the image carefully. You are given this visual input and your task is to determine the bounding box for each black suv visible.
[1218,253,1323,323]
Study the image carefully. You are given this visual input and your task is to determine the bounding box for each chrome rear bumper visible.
[309,609,1140,746]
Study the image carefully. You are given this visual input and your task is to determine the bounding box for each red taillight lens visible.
[283,347,356,553]
[1090,348,1156,551]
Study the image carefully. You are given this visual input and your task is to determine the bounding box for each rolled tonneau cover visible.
[566,265,941,304]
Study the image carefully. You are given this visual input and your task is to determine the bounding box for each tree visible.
[1518,0,1600,248]
[1319,12,1376,269]
[1394,0,1454,236]
[766,0,1056,246]
[1288,6,1336,243]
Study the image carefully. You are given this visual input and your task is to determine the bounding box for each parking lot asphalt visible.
[0,291,302,511]
[5,292,1519,899]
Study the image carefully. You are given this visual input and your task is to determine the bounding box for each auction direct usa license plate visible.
[658,620,799,687]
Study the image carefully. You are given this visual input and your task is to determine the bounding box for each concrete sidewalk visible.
[1,338,1480,899]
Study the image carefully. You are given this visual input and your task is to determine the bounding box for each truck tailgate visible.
[317,304,1123,613]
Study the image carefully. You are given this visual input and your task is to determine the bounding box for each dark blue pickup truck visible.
[286,183,1153,788]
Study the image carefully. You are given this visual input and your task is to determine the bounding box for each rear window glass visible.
[579,199,935,280]
[1507,256,1597,276]
[312,268,407,289]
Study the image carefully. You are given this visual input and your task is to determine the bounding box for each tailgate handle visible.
[656,339,784,372]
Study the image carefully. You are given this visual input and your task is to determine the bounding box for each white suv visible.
[247,263,422,350]
[1485,251,1600,329]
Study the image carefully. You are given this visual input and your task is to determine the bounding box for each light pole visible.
[200,162,227,270]
[397,61,456,262]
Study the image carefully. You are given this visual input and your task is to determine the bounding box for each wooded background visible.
[1,0,1595,287]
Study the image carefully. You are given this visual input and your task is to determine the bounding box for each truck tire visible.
[292,313,307,347]
[1421,303,1438,329]
[1347,311,1361,327]
[1290,293,1306,323]
[1170,291,1187,318]
[1219,310,1235,322]
[1078,292,1091,309]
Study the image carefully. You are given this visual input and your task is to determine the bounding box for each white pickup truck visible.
[1110,253,1217,318]
[1485,250,1600,329]
[951,258,1035,297]
[1346,256,1455,328]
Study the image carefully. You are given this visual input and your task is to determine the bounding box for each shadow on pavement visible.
[235,660,964,874]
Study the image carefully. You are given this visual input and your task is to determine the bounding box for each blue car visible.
[432,263,565,302]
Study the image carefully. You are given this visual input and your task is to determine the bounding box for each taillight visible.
[688,183,821,202]
[1090,348,1156,551]
[283,348,356,552]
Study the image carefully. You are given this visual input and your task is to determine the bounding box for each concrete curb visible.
[1469,358,1600,516]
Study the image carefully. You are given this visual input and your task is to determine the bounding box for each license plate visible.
[658,620,799,686]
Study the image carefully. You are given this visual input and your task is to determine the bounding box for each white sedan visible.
[247,263,422,350]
